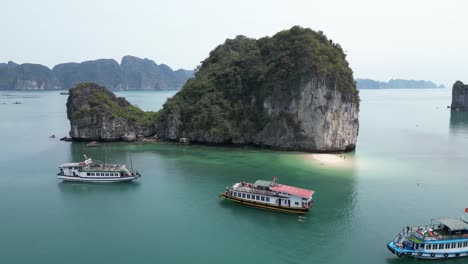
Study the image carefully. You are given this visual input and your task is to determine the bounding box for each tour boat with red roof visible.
[219,177,315,214]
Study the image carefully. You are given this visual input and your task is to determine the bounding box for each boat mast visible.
[129,152,134,171]
[104,145,107,165]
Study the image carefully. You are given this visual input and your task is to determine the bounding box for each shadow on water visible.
[450,111,468,134]
[57,181,141,194]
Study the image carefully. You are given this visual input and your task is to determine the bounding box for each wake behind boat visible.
[57,155,141,183]
[219,177,315,214]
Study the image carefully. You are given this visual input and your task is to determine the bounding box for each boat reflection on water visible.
[57,180,141,194]
[450,111,468,135]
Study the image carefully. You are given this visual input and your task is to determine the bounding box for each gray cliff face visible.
[158,75,359,152]
[67,83,155,141]
[451,81,468,111]
[252,76,358,151]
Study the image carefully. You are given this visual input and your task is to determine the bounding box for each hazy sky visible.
[1,0,466,86]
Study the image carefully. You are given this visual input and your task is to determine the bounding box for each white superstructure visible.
[57,156,140,183]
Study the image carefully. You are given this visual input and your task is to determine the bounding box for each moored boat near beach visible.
[57,155,141,183]
[387,217,468,259]
[219,177,315,214]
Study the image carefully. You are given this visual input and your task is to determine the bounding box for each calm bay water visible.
[0,89,467,264]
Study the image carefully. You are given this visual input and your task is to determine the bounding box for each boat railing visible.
[232,187,277,196]
[404,225,468,241]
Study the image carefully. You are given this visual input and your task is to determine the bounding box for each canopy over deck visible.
[433,218,468,231]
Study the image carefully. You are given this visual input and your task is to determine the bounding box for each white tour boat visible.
[219,177,315,214]
[387,217,468,259]
[57,155,141,183]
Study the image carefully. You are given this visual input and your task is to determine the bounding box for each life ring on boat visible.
[418,252,423,256]
[443,253,449,258]
[430,253,435,257]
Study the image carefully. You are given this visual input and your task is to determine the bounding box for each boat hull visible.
[58,175,138,183]
[219,193,311,214]
[387,242,468,259]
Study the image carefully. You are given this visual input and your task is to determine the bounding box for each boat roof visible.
[59,162,84,167]
[433,218,468,231]
[255,180,274,187]
[270,184,315,198]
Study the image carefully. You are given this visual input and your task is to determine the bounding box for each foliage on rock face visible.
[67,82,158,126]
[158,26,359,141]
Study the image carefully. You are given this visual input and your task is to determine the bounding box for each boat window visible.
[256,195,260,200]
[261,196,264,201]
[266,197,269,202]
[415,244,419,249]
[451,243,456,249]
[242,193,245,198]
[87,173,90,176]
[426,244,431,250]
[464,242,468,247]
[439,244,443,249]
[247,194,250,199]
[105,173,109,176]
[458,243,463,248]
[445,244,449,249]
[238,193,241,197]
[295,202,299,205]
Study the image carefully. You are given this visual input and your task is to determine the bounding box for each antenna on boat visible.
[129,152,134,171]
[104,145,107,165]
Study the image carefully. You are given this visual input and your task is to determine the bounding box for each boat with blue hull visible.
[387,217,468,259]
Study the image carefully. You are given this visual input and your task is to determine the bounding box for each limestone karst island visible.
[66,27,359,152]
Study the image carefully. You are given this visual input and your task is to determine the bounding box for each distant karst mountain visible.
[0,56,194,90]
[356,79,444,89]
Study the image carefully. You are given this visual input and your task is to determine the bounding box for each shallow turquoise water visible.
[0,89,467,264]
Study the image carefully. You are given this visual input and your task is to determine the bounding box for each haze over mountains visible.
[356,79,445,89]
[0,55,194,91]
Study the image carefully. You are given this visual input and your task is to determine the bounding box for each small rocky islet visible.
[66,26,360,152]
[451,81,468,111]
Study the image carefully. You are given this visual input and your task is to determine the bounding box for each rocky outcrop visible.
[156,26,359,152]
[0,56,193,90]
[66,27,360,152]
[0,61,61,90]
[66,83,157,141]
[356,78,444,89]
[451,81,468,111]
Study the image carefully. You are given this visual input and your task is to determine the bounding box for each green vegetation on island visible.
[67,26,360,151]
[158,26,359,145]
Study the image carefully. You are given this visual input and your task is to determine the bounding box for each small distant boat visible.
[387,217,468,259]
[57,155,141,183]
[12,101,21,104]
[60,136,73,141]
[60,92,69,95]
[219,177,315,214]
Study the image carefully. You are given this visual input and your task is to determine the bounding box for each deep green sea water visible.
[0,89,467,264]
